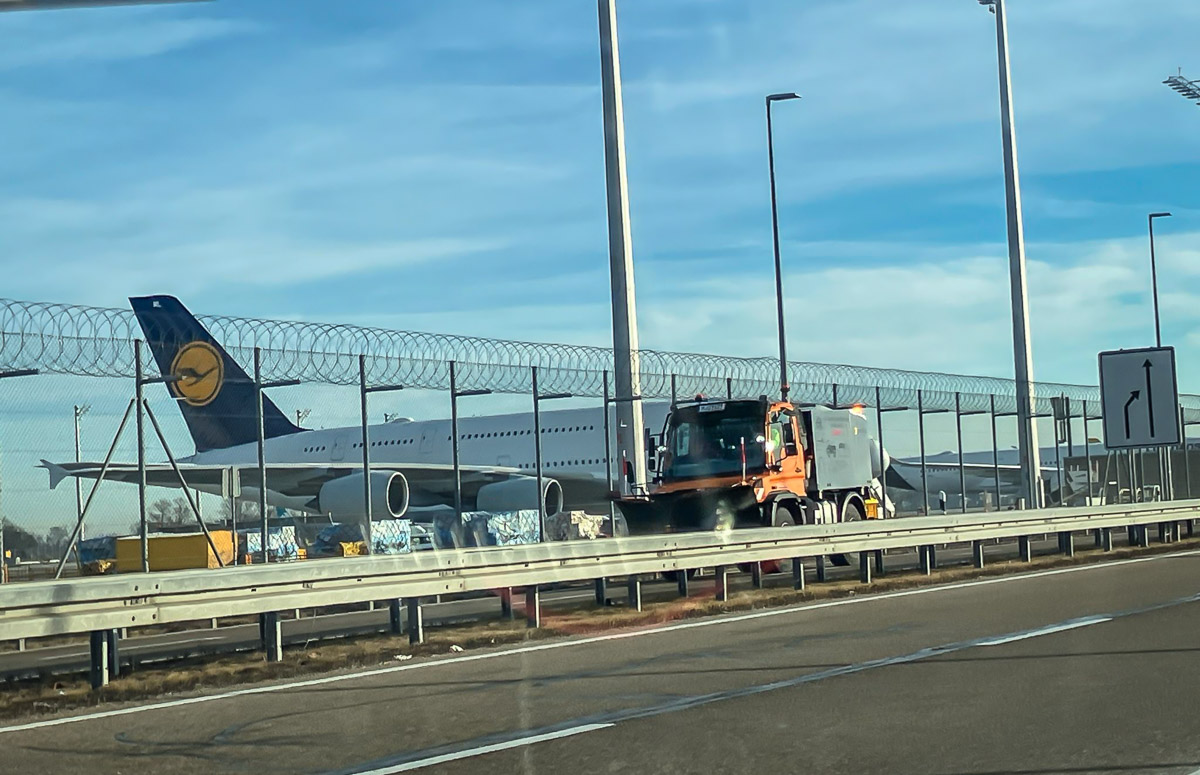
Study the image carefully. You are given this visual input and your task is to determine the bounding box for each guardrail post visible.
[525,586,541,628]
[1187,520,1195,538]
[88,631,109,690]
[499,588,514,619]
[858,552,872,584]
[405,598,424,644]
[676,572,690,598]
[750,562,764,589]
[388,600,403,635]
[919,546,933,575]
[972,541,985,569]
[792,560,805,591]
[1157,522,1168,543]
[1061,532,1075,557]
[627,575,643,611]
[1138,525,1150,548]
[714,566,729,601]
[261,612,282,663]
[106,629,120,678]
[594,579,608,606]
[1101,527,1114,552]
[815,556,827,583]
[873,549,885,576]
[1093,529,1103,549]
[1019,536,1032,562]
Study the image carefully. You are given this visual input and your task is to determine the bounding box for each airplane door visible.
[331,435,348,462]
[419,430,434,457]
[497,454,511,467]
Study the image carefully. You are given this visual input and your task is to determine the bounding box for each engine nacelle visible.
[476,477,563,515]
[318,471,409,520]
[869,438,891,480]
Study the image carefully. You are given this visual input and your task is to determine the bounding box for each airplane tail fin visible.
[129,295,302,453]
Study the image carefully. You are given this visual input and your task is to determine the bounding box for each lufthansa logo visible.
[169,341,224,407]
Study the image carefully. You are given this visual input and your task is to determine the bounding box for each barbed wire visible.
[1,297,1197,421]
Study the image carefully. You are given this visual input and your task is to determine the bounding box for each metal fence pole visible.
[450,361,462,525]
[255,347,268,564]
[603,371,615,535]
[955,392,966,513]
[918,390,929,516]
[229,467,238,564]
[1083,400,1094,507]
[726,376,733,400]
[533,366,544,542]
[990,395,1001,509]
[1054,396,1064,506]
[1182,405,1192,499]
[670,373,677,409]
[874,386,886,516]
[135,341,149,573]
[359,355,373,553]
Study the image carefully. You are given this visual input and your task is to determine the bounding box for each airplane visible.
[44,295,672,534]
[886,443,1140,512]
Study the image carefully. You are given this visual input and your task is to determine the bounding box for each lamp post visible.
[766,92,801,401]
[977,0,1042,507]
[1149,212,1172,347]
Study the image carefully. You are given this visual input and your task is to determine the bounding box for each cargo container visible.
[116,530,234,572]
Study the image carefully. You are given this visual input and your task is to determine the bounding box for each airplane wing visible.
[41,459,533,513]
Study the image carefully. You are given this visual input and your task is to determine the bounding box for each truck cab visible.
[618,396,883,535]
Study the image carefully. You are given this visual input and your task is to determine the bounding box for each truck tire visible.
[830,499,864,567]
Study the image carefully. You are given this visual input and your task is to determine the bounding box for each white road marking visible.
[353,724,614,773]
[1,547,1196,736]
[977,617,1112,646]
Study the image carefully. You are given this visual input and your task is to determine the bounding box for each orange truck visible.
[617,397,887,535]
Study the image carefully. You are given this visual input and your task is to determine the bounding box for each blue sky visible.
[0,0,1198,536]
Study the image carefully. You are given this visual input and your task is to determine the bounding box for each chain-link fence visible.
[0,296,1194,580]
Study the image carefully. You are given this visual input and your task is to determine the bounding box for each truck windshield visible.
[661,402,765,482]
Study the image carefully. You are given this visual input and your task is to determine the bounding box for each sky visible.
[0,0,1198,538]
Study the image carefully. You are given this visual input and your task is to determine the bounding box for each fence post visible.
[627,575,643,611]
[89,631,109,690]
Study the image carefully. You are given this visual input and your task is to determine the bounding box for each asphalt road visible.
[0,533,1095,681]
[3,545,1198,774]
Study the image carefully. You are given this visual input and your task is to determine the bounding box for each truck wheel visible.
[830,500,864,567]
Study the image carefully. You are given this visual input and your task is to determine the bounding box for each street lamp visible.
[765,91,801,401]
[1164,71,1200,107]
[976,0,1042,508]
[1149,212,1173,347]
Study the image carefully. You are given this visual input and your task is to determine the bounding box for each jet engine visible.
[318,471,409,519]
[475,477,563,515]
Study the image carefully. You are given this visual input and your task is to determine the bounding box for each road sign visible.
[1099,346,1180,449]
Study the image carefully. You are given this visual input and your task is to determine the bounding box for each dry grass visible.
[2,536,1197,722]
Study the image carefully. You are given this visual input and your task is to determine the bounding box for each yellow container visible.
[116,531,235,572]
[864,498,881,519]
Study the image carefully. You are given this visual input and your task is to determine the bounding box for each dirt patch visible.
[2,536,1197,722]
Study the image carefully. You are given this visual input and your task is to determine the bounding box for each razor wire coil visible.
[2,297,1197,422]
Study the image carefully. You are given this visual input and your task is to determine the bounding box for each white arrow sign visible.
[1099,347,1180,449]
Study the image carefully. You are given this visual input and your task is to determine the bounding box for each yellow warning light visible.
[850,403,867,416]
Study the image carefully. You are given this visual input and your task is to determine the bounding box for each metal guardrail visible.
[2,500,1198,643]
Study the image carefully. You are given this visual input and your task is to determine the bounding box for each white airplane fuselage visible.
[182,403,673,514]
